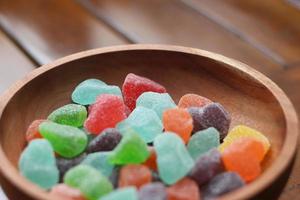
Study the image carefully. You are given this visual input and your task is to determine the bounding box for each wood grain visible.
[0,0,127,65]
[0,30,35,94]
[181,0,300,67]
[78,0,282,76]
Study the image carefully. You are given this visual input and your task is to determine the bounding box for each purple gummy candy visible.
[202,172,245,200]
[139,182,167,200]
[189,148,223,186]
[86,128,122,153]
[188,103,230,139]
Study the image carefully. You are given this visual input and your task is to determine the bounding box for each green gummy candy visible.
[102,187,138,200]
[117,107,163,143]
[154,133,194,185]
[81,152,114,177]
[109,130,150,165]
[187,127,220,160]
[19,139,59,189]
[64,165,113,200]
[48,104,87,127]
[136,92,176,119]
[39,121,88,158]
[71,78,122,105]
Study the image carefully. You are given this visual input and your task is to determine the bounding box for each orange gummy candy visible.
[119,164,152,189]
[143,147,157,171]
[167,178,200,200]
[50,184,86,200]
[25,119,46,142]
[178,94,212,109]
[221,138,264,183]
[163,108,193,143]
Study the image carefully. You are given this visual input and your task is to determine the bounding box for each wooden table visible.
[0,1,299,199]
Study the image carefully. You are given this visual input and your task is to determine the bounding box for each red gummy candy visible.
[178,94,212,109]
[119,164,152,189]
[167,178,200,200]
[25,119,45,142]
[143,147,157,171]
[122,73,166,111]
[50,184,86,200]
[84,94,127,134]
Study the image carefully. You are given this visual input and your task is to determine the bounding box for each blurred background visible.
[0,0,300,199]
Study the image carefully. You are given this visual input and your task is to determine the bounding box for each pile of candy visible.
[19,73,270,200]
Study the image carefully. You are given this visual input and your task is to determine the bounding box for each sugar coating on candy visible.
[189,148,223,186]
[25,119,45,142]
[202,172,245,199]
[86,128,122,153]
[117,107,163,143]
[64,165,113,200]
[119,164,152,189]
[72,78,122,105]
[102,187,138,200]
[188,103,230,139]
[81,152,114,177]
[19,139,59,189]
[154,133,194,185]
[109,130,150,164]
[122,73,167,111]
[139,182,167,200]
[56,153,87,181]
[221,138,264,182]
[178,93,212,109]
[39,121,88,158]
[136,92,176,119]
[84,94,127,134]
[143,147,157,171]
[48,104,87,127]
[187,127,220,160]
[219,125,270,156]
[166,178,200,200]
[50,184,85,200]
[162,108,193,143]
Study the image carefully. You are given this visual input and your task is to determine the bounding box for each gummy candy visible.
[219,125,270,156]
[167,178,200,200]
[117,107,163,143]
[143,147,157,171]
[86,128,122,153]
[139,182,167,200]
[50,184,85,200]
[162,108,193,143]
[48,104,87,127]
[72,78,122,105]
[136,92,176,119]
[84,94,127,134]
[187,128,220,160]
[109,130,150,164]
[122,73,166,111]
[81,152,114,177]
[19,139,59,189]
[178,94,212,109]
[119,164,152,189]
[64,165,113,200]
[39,121,87,158]
[189,148,223,186]
[221,138,264,182]
[188,103,230,139]
[202,172,245,199]
[25,119,45,142]
[102,187,138,200]
[154,133,194,185]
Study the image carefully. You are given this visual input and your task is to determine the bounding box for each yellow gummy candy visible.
[219,125,270,155]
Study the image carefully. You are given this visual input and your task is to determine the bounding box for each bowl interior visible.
[0,48,288,199]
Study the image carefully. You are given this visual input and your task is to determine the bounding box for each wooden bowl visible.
[0,44,298,200]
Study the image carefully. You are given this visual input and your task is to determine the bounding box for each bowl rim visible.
[0,44,298,200]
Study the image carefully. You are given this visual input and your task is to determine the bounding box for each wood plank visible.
[0,0,127,65]
[0,30,35,94]
[181,0,300,66]
[79,0,282,77]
